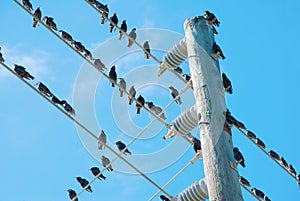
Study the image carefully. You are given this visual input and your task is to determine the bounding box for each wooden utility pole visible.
[184,16,243,201]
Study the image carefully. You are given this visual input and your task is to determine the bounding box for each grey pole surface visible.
[184,16,243,201]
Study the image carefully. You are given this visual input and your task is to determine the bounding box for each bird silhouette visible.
[169,86,182,104]
[109,13,118,32]
[109,65,117,87]
[117,78,126,97]
[90,167,106,180]
[128,85,136,105]
[98,130,106,150]
[233,147,245,168]
[116,141,131,155]
[32,7,41,28]
[136,95,145,114]
[143,41,150,59]
[67,189,78,201]
[128,28,137,47]
[119,20,127,40]
[75,177,92,192]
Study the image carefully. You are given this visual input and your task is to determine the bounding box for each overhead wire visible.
[0,60,172,198]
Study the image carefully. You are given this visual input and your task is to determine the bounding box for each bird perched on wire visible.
[87,0,96,5]
[59,30,73,42]
[183,73,191,81]
[128,85,136,105]
[75,177,92,192]
[268,150,280,160]
[67,189,78,201]
[225,110,246,129]
[61,100,76,116]
[90,167,106,180]
[136,94,145,114]
[71,41,85,53]
[101,155,113,171]
[109,65,117,87]
[43,16,58,31]
[119,20,127,40]
[146,102,167,120]
[0,47,4,63]
[233,147,246,168]
[116,141,132,155]
[128,28,137,47]
[280,156,288,168]
[251,188,265,200]
[222,73,232,94]
[93,58,107,71]
[14,64,34,80]
[246,130,256,140]
[32,7,41,28]
[288,164,297,176]
[98,130,106,150]
[160,195,170,201]
[95,2,109,24]
[109,13,118,33]
[169,86,182,104]
[204,10,220,26]
[50,94,63,106]
[192,137,201,154]
[210,42,225,60]
[22,0,33,11]
[83,48,93,60]
[174,66,183,74]
[36,82,52,97]
[117,78,126,97]
[256,138,266,149]
[143,41,150,59]
[239,176,250,187]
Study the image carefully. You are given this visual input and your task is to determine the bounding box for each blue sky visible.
[1,0,300,201]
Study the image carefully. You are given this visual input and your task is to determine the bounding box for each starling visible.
[128,28,137,47]
[251,188,265,199]
[288,164,297,176]
[36,82,52,97]
[256,138,266,149]
[174,66,183,74]
[239,176,250,187]
[211,42,225,60]
[280,156,288,168]
[169,86,182,104]
[233,147,245,168]
[43,16,58,31]
[116,141,131,155]
[93,58,106,71]
[268,150,280,160]
[98,130,106,150]
[61,100,76,116]
[71,41,85,53]
[67,189,78,201]
[101,155,113,171]
[14,64,34,80]
[75,177,92,192]
[143,41,150,59]
[119,20,127,40]
[32,7,41,28]
[108,65,117,87]
[204,10,220,27]
[246,130,257,140]
[90,167,106,180]
[160,195,170,201]
[183,74,191,81]
[109,13,118,33]
[50,94,63,105]
[22,0,33,11]
[222,73,232,94]
[146,102,166,120]
[136,95,145,114]
[192,137,201,153]
[117,78,126,97]
[83,48,93,60]
[59,30,73,42]
[128,85,136,105]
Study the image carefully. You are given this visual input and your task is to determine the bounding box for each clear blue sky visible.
[1,0,300,200]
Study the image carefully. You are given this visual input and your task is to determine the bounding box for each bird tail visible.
[129,98,132,105]
[240,161,246,168]
[119,32,122,40]
[101,17,105,24]
[177,97,182,104]
[145,53,150,59]
[33,21,38,28]
[110,26,113,33]
[128,40,133,47]
[126,150,132,155]
[119,90,123,97]
[98,143,103,150]
[136,107,141,114]
[112,82,115,87]
[29,75,34,80]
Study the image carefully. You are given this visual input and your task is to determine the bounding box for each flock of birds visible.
[1,1,297,201]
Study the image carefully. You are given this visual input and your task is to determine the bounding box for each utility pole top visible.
[184,16,243,200]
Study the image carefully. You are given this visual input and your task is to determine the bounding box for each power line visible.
[82,0,191,87]
[0,60,172,198]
